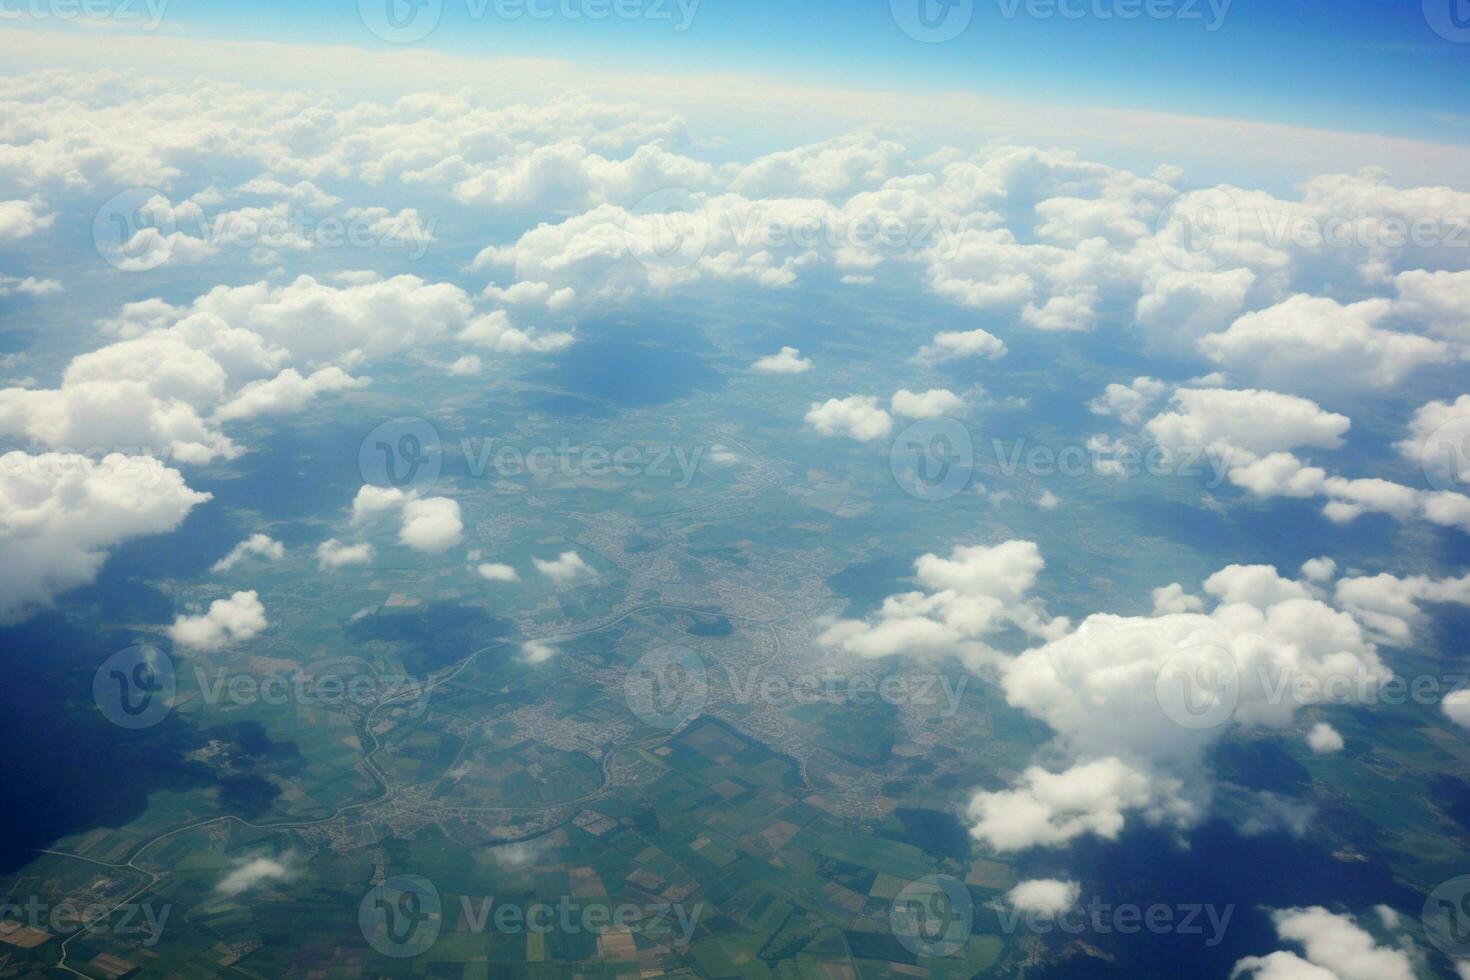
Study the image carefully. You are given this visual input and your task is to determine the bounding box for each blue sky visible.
[167,0,1470,145]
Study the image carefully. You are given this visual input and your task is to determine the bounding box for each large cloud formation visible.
[822,539,1470,853]
[0,453,210,623]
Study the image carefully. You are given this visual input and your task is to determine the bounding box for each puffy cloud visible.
[1090,376,1167,426]
[521,639,557,664]
[448,355,482,376]
[1201,295,1449,391]
[904,545,1394,852]
[351,485,413,523]
[234,175,340,208]
[458,310,572,354]
[0,198,53,239]
[0,379,239,465]
[1004,879,1081,917]
[398,497,463,553]
[1145,388,1350,459]
[482,280,577,313]
[819,541,1063,666]
[1130,388,1470,533]
[1134,268,1255,355]
[1301,558,1337,583]
[533,550,593,585]
[1332,570,1470,647]
[316,539,374,570]
[1306,723,1344,754]
[1203,564,1313,608]
[891,388,964,419]
[0,275,61,297]
[729,132,909,199]
[347,485,461,554]
[1443,690,1470,730]
[1392,269,1470,345]
[213,367,367,422]
[913,328,1007,363]
[1230,951,1340,979]
[971,758,1180,851]
[1232,908,1414,980]
[0,273,517,467]
[476,562,518,582]
[1397,393,1470,484]
[210,533,285,573]
[805,396,893,441]
[0,452,210,622]
[216,856,292,897]
[168,590,268,652]
[751,346,812,374]
[1152,583,1204,615]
